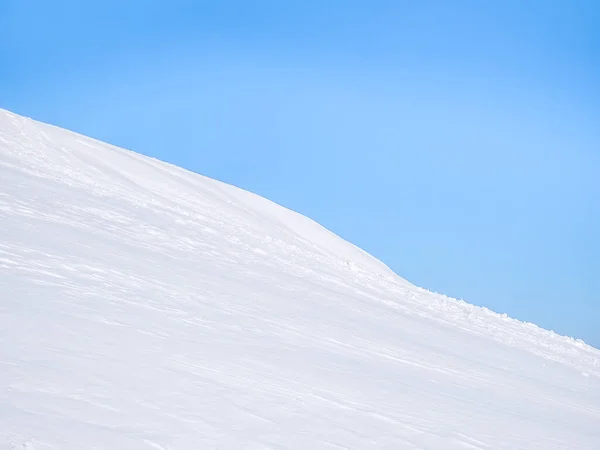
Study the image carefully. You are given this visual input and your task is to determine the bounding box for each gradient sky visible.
[2,1,599,347]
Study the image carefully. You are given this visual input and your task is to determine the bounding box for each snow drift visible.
[1,108,599,449]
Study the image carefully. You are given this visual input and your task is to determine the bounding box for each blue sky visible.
[2,1,599,347]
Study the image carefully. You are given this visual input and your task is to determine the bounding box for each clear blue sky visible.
[2,1,599,347]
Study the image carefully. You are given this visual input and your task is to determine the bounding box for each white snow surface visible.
[1,108,599,449]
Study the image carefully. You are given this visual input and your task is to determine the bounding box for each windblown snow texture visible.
[1,108,599,449]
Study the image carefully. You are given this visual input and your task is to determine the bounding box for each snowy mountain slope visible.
[1,108,599,449]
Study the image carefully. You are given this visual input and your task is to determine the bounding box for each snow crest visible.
[1,109,599,449]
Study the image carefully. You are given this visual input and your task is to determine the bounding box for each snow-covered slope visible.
[1,108,599,450]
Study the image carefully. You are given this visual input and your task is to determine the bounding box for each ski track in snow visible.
[1,108,599,449]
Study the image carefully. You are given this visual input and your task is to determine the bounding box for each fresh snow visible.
[1,108,599,449]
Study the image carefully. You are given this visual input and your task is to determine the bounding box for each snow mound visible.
[1,108,599,449]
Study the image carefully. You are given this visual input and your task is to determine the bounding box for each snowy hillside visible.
[1,108,599,449]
